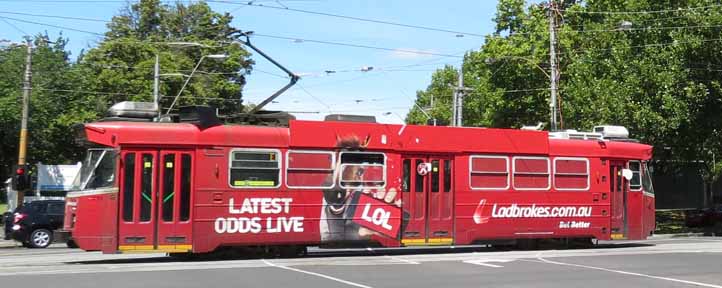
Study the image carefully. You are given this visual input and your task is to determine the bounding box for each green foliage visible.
[0,35,89,182]
[410,0,722,181]
[79,0,252,116]
[0,0,253,183]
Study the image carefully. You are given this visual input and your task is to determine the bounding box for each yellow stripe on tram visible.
[118,244,192,253]
[610,233,626,240]
[402,238,453,246]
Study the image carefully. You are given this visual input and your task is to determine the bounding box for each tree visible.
[78,0,253,117]
[0,35,90,185]
[410,0,722,190]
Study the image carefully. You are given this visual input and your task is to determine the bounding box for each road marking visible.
[386,256,420,265]
[262,259,374,288]
[533,255,722,288]
[463,259,514,268]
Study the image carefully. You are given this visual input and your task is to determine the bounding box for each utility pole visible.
[452,67,472,127]
[153,54,160,118]
[17,39,33,204]
[548,0,559,131]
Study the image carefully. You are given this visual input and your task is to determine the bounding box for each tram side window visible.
[470,156,509,190]
[402,159,411,192]
[229,150,280,188]
[444,160,452,192]
[162,154,175,222]
[180,154,192,221]
[122,153,135,222]
[553,158,590,191]
[513,157,550,190]
[339,152,386,189]
[286,151,335,189]
[140,154,153,222]
[629,161,642,190]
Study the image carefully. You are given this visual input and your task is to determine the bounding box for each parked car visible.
[685,206,722,228]
[9,200,69,248]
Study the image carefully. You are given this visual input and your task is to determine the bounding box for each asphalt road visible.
[1,237,721,288]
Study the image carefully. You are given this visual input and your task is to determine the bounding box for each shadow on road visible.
[67,240,654,265]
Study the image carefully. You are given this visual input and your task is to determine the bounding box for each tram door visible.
[401,155,454,245]
[610,161,628,239]
[118,149,193,252]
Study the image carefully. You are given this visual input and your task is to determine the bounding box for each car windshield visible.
[72,149,117,191]
[642,162,654,194]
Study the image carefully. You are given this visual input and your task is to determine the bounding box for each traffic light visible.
[12,164,31,191]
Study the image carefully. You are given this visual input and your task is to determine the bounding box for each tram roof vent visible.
[593,125,629,139]
[549,130,603,140]
[106,101,157,119]
[324,114,376,123]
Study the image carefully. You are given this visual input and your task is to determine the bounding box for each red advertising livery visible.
[64,109,655,254]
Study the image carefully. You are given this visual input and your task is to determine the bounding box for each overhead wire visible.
[0,11,107,22]
[0,15,104,36]
[562,4,722,15]
[0,17,29,36]
[0,12,464,59]
[211,0,485,38]
[251,33,464,58]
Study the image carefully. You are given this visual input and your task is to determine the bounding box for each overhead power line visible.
[563,23,722,34]
[0,15,104,36]
[562,4,722,15]
[560,37,722,56]
[0,11,107,22]
[0,16,29,35]
[0,13,463,59]
[214,1,484,38]
[252,33,463,58]
[34,87,144,97]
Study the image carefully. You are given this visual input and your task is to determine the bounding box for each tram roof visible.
[79,120,651,159]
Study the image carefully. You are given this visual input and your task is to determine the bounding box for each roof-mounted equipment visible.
[324,114,377,123]
[594,125,629,139]
[104,101,157,122]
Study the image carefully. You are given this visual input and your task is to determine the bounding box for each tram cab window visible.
[642,161,654,194]
[73,148,117,191]
[339,152,386,189]
[229,150,281,188]
[629,161,642,190]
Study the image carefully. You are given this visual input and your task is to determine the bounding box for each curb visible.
[650,232,708,239]
[0,242,20,249]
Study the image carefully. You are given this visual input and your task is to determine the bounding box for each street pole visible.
[453,67,472,127]
[452,88,457,126]
[17,39,32,204]
[153,54,160,118]
[548,0,559,131]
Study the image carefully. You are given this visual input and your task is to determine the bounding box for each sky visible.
[0,0,500,124]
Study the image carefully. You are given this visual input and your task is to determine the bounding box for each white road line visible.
[262,259,374,288]
[463,259,514,268]
[533,255,722,288]
[386,256,420,265]
[464,261,502,268]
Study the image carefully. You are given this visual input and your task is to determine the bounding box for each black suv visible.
[9,200,67,248]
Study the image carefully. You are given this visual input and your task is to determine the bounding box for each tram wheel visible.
[515,239,539,250]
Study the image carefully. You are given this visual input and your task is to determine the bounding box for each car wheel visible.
[29,229,53,248]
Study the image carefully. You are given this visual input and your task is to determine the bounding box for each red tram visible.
[64,108,655,254]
